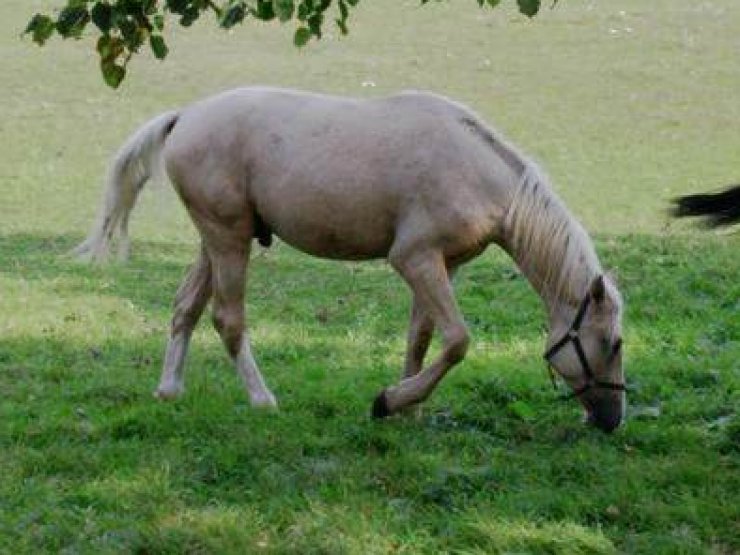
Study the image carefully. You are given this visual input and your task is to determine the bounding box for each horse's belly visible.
[259,199,397,261]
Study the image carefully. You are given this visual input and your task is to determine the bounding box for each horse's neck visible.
[502,165,601,316]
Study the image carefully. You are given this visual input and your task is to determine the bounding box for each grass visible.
[2,0,739,553]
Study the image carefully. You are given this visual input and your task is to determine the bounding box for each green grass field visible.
[1,1,738,553]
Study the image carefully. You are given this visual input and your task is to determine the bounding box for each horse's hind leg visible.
[208,240,277,408]
[374,248,469,417]
[156,247,212,399]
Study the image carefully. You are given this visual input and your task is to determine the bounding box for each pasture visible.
[1,0,738,553]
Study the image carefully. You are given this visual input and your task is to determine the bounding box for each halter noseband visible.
[543,294,625,398]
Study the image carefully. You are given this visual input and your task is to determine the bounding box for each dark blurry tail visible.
[672,185,740,227]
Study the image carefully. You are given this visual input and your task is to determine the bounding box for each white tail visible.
[72,110,179,262]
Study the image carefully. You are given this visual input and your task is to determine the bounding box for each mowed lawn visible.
[1,1,738,553]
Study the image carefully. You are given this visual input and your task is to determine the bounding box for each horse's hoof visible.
[154,386,182,401]
[400,404,423,420]
[250,392,278,410]
[372,390,391,419]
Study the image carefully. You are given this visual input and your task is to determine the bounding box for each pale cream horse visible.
[74,87,626,432]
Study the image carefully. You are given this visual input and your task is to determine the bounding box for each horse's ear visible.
[589,274,606,304]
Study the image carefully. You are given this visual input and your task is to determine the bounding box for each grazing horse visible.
[74,87,626,432]
[672,184,740,227]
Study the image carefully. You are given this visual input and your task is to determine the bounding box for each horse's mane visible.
[504,163,602,306]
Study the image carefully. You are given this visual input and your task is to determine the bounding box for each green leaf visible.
[517,0,541,18]
[254,0,276,21]
[273,0,295,22]
[101,61,126,88]
[180,6,201,26]
[153,14,165,31]
[297,1,310,21]
[91,2,113,33]
[221,3,246,29]
[335,0,349,35]
[294,26,311,46]
[56,5,90,38]
[142,0,158,15]
[24,14,56,45]
[96,34,122,62]
[118,17,139,45]
[166,0,190,14]
[149,34,168,59]
[118,0,145,16]
[307,12,323,37]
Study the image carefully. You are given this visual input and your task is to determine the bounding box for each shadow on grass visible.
[0,231,547,342]
[0,232,192,314]
[2,230,737,356]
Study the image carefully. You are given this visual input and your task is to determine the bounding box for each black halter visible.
[544,294,626,397]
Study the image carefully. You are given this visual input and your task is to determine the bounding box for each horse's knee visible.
[212,305,244,357]
[443,326,469,365]
[170,256,211,335]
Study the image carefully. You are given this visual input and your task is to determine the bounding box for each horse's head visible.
[545,275,625,433]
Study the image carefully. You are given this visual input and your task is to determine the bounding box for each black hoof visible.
[371,390,391,419]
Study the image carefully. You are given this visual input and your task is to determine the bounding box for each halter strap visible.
[544,293,625,397]
[543,295,591,361]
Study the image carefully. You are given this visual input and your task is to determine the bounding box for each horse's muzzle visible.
[583,391,624,433]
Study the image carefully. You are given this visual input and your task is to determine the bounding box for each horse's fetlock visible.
[444,327,470,364]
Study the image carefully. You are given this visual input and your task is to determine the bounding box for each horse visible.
[73,87,626,432]
[672,184,740,227]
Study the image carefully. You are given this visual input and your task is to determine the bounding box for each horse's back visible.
[163,87,516,260]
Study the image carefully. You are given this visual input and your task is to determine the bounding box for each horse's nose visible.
[590,410,622,433]
[586,392,624,433]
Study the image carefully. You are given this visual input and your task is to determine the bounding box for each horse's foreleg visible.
[209,245,277,409]
[403,294,435,380]
[155,247,212,399]
[403,266,457,379]
[375,249,469,417]
[399,296,435,419]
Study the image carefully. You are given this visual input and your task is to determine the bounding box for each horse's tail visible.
[672,184,740,227]
[71,110,180,262]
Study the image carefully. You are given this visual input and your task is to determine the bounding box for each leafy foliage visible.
[24,0,546,88]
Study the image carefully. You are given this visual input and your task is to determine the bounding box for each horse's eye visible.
[612,338,623,355]
[607,338,623,362]
[602,337,622,360]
